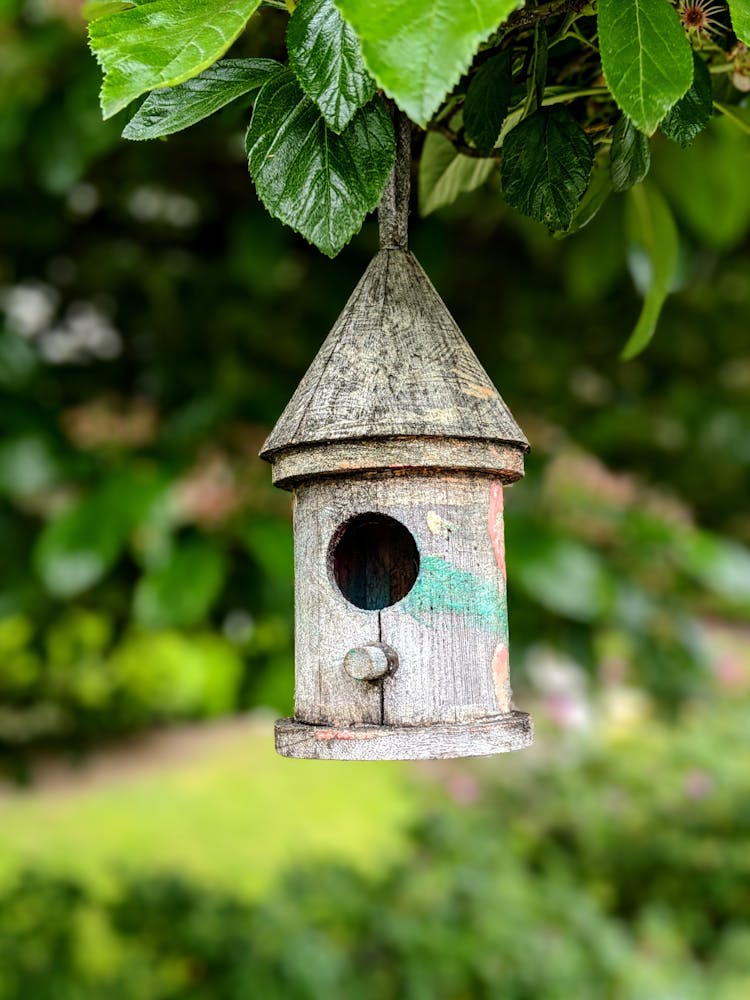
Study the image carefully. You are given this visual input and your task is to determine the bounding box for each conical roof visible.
[261,248,528,466]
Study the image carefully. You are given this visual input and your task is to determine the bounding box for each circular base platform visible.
[275,712,533,761]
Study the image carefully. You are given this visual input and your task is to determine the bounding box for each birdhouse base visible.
[274,712,533,761]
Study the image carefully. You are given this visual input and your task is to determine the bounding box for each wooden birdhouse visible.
[261,119,532,760]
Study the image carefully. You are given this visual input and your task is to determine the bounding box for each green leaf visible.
[652,116,750,250]
[89,0,263,119]
[122,58,280,140]
[677,530,750,608]
[464,51,513,154]
[35,504,125,598]
[244,516,295,604]
[111,631,241,715]
[0,435,61,501]
[34,476,161,598]
[555,148,613,236]
[598,0,694,135]
[620,183,679,360]
[500,106,594,231]
[514,534,614,623]
[729,0,750,44]
[560,197,626,303]
[610,116,650,192]
[82,0,137,20]
[246,68,395,257]
[134,538,226,628]
[715,101,750,136]
[333,0,520,126]
[418,132,495,216]
[661,54,713,148]
[287,0,375,133]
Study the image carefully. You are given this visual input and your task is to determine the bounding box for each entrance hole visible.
[330,513,420,611]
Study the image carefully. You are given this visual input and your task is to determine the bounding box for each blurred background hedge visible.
[1,2,750,997]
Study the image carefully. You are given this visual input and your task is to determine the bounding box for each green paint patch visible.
[400,555,507,634]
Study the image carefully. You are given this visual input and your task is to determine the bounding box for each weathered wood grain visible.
[269,437,525,490]
[260,248,529,461]
[275,712,533,761]
[292,487,381,725]
[289,472,523,751]
[380,475,510,725]
[378,109,412,251]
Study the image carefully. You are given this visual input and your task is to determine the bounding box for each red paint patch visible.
[314,729,379,742]
[491,642,512,713]
[464,383,499,400]
[488,481,506,580]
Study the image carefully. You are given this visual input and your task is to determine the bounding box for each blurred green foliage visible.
[1,695,750,999]
[2,2,750,767]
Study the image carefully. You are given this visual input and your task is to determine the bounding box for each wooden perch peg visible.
[344,643,398,682]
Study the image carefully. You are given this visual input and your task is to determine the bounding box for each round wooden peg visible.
[343,643,398,682]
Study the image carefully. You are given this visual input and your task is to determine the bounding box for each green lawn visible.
[0,718,417,898]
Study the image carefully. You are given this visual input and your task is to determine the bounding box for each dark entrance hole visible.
[330,513,420,611]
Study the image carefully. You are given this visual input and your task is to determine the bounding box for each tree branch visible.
[502,0,593,36]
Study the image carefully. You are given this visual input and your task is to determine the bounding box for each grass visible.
[0,717,418,898]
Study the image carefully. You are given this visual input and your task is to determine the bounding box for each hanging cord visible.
[378,107,412,251]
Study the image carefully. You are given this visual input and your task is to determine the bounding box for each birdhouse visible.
[260,119,532,760]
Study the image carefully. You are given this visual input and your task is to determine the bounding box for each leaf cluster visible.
[87,0,750,354]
